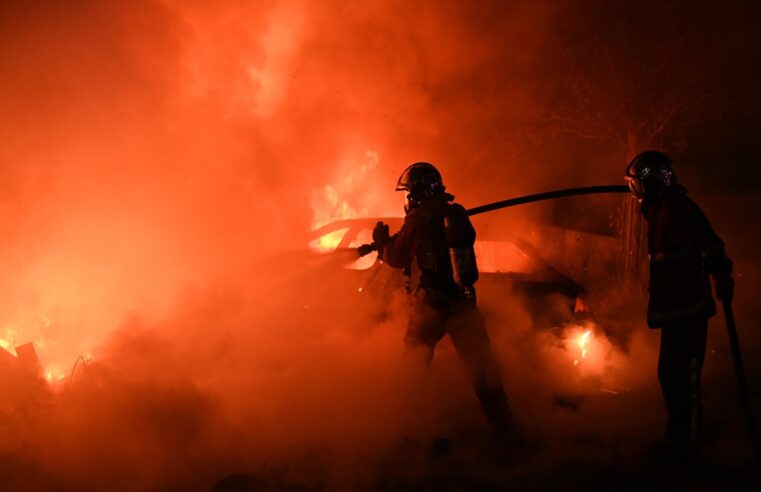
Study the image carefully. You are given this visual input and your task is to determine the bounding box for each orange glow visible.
[473,240,533,274]
[2,1,752,489]
[44,368,66,383]
[573,297,588,313]
[308,151,381,252]
[308,149,398,268]
[2,318,67,374]
[563,323,609,372]
[309,228,349,253]
[0,333,14,353]
[573,329,591,366]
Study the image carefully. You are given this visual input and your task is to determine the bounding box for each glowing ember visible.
[1,318,71,380]
[45,369,66,382]
[573,329,592,366]
[0,327,18,354]
[574,297,588,313]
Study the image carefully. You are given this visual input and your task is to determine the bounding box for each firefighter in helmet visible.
[372,162,518,445]
[625,150,734,455]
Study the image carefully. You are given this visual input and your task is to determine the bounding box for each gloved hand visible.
[372,221,390,250]
[713,270,734,302]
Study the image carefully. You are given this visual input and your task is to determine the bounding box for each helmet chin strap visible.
[404,194,421,214]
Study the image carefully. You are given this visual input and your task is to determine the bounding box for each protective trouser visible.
[657,317,708,446]
[404,288,516,436]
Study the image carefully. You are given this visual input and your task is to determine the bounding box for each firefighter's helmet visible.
[625,150,677,200]
[395,162,445,206]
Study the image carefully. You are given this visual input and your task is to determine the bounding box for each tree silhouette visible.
[534,0,759,283]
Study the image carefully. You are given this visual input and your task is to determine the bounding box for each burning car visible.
[306,216,590,331]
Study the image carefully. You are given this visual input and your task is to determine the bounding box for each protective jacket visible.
[379,193,474,298]
[643,186,732,327]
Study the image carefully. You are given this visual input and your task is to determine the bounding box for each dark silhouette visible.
[372,162,518,447]
[626,150,734,456]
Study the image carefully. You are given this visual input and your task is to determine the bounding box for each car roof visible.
[308,217,583,291]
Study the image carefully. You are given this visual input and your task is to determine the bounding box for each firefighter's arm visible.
[377,210,423,269]
[686,198,734,300]
[688,200,732,272]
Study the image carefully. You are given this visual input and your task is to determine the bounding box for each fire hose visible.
[357,184,629,256]
[722,300,761,463]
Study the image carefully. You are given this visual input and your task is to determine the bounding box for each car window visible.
[310,226,378,270]
[309,227,349,253]
[311,224,536,274]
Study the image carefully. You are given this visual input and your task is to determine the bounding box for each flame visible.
[308,149,398,266]
[573,329,591,366]
[558,323,628,393]
[45,368,66,382]
[0,327,19,355]
[2,316,95,387]
[563,322,616,377]
[309,150,380,253]
[309,227,349,253]
[573,296,588,313]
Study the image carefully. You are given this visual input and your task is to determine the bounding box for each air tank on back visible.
[444,207,478,289]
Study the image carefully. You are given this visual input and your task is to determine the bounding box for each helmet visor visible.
[626,177,646,199]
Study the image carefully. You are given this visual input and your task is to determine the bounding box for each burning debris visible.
[572,329,591,366]
[1,342,43,378]
[308,150,389,253]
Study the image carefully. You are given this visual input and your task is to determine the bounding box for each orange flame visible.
[309,150,381,253]
[573,329,591,366]
[309,227,349,253]
[308,149,399,261]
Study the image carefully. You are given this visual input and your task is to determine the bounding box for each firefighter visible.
[372,162,518,447]
[625,150,734,456]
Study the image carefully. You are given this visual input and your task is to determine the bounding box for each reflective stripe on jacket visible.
[643,188,731,327]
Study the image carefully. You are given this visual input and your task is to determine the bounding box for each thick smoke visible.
[1,0,759,490]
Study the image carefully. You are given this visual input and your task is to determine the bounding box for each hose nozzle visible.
[357,243,377,257]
